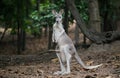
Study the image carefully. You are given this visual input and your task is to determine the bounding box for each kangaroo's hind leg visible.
[54,46,66,75]
[61,45,72,75]
[54,52,66,75]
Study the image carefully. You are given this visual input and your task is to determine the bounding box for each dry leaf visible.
[86,60,94,65]
[51,58,59,63]
[106,76,112,78]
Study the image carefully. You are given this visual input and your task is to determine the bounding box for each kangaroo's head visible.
[52,9,64,24]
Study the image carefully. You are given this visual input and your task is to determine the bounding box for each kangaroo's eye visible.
[59,17,61,18]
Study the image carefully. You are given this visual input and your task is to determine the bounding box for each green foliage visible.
[39,3,58,25]
[29,3,58,36]
[75,0,89,23]
[0,0,89,36]
[1,0,119,37]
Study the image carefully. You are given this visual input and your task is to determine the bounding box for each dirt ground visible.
[0,27,120,78]
[0,40,120,78]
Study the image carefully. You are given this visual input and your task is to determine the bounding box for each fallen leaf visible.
[106,76,112,78]
[51,58,59,63]
[86,60,94,65]
[46,75,53,78]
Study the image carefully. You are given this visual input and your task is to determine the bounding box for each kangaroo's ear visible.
[52,10,57,15]
[59,9,64,15]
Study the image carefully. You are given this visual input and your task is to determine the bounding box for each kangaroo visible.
[52,9,102,75]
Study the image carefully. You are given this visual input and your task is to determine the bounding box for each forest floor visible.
[0,28,120,78]
[0,39,120,78]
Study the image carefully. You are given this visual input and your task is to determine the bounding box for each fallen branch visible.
[48,49,60,53]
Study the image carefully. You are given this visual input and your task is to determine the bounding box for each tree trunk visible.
[17,20,21,54]
[21,0,31,51]
[0,24,8,41]
[21,29,26,51]
[102,0,111,32]
[48,26,53,49]
[17,0,21,54]
[88,0,101,32]
[66,0,104,43]
[115,5,120,31]
[36,0,40,11]
[16,0,26,53]
[116,20,120,31]
[63,0,69,33]
[44,26,48,37]
[65,0,120,43]
[74,21,79,45]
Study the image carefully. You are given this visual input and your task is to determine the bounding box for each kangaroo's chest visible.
[53,26,63,39]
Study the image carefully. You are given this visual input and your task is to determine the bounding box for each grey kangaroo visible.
[52,9,102,75]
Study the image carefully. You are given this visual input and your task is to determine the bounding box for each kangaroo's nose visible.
[56,21,59,23]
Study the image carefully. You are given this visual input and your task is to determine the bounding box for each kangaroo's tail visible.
[74,52,102,69]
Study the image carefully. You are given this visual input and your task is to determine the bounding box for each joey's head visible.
[52,9,64,24]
